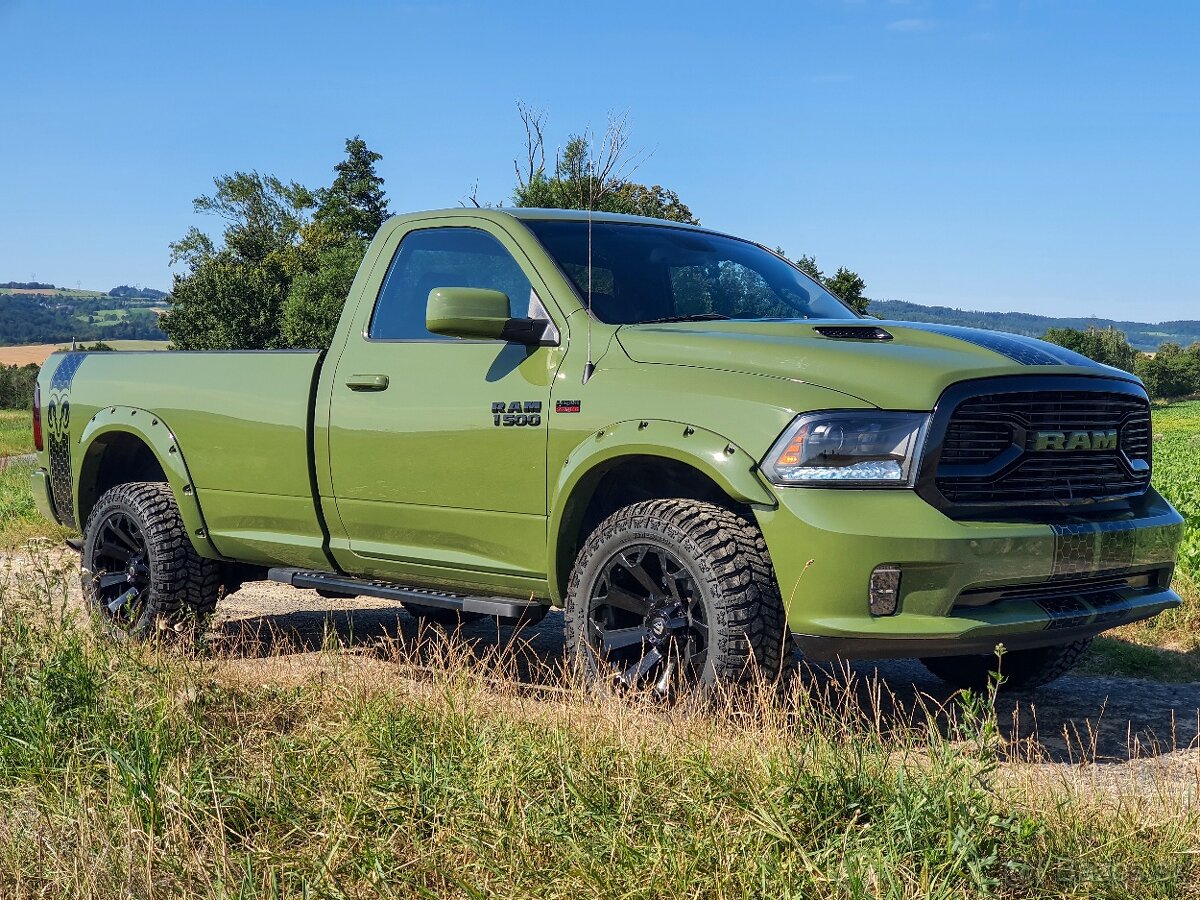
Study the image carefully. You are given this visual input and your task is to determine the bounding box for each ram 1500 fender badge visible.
[1031,429,1119,451]
[492,400,542,427]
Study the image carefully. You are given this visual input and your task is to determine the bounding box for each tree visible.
[1136,342,1200,400]
[314,136,390,243]
[162,258,289,351]
[1042,326,1138,373]
[280,240,364,349]
[792,254,823,281]
[775,252,869,315]
[824,266,869,315]
[161,170,314,350]
[509,105,698,224]
[162,138,389,350]
[279,138,391,348]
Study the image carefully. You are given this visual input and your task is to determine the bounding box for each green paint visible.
[31,209,1186,654]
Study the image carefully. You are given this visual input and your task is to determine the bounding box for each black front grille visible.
[927,382,1152,512]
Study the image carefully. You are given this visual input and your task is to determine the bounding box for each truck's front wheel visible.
[81,482,220,641]
[919,638,1092,692]
[565,499,787,691]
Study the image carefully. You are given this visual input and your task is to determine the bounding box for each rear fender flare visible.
[77,406,222,559]
[547,419,777,603]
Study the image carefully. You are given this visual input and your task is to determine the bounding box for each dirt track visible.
[9,548,1200,781]
[214,578,1200,769]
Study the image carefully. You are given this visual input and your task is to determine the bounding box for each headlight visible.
[761,411,929,486]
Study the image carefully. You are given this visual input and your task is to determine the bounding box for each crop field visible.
[1151,400,1200,580]
[0,340,169,366]
[0,288,109,298]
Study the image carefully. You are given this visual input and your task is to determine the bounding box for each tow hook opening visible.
[869,565,902,616]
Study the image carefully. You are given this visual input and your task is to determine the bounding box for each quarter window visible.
[369,227,534,340]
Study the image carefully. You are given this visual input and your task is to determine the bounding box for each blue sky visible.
[1,0,1196,320]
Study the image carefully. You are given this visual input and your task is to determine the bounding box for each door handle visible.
[345,374,390,392]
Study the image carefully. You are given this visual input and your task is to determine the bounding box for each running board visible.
[267,567,546,625]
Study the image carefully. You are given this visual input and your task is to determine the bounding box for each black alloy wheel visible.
[587,543,709,692]
[89,508,152,630]
[566,499,787,691]
[82,482,221,641]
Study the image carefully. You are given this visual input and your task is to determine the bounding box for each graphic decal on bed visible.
[45,352,87,528]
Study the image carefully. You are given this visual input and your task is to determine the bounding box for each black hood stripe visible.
[901,323,1094,367]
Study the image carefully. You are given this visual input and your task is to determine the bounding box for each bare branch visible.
[460,180,483,208]
[514,101,547,189]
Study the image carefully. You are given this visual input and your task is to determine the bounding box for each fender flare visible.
[76,406,222,559]
[546,419,777,602]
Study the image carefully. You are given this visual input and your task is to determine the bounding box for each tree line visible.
[1042,326,1200,400]
[0,365,38,410]
[155,108,1194,403]
[160,110,871,351]
[0,295,165,345]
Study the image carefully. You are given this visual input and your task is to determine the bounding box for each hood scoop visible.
[813,325,893,341]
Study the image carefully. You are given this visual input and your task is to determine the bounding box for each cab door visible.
[326,220,565,593]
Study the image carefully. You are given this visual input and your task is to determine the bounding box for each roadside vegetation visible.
[0,410,33,458]
[0,562,1195,898]
[1082,399,1200,680]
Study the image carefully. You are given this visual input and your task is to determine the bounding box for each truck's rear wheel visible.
[81,482,220,641]
[919,638,1092,692]
[565,499,787,691]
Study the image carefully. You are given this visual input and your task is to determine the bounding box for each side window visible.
[369,227,534,340]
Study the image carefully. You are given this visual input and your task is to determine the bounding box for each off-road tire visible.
[919,638,1092,692]
[565,499,788,688]
[82,481,220,641]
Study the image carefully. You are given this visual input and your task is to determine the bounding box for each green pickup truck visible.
[33,208,1184,691]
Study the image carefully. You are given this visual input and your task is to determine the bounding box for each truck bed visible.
[47,349,328,568]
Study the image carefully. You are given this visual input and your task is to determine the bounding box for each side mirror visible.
[426,287,553,345]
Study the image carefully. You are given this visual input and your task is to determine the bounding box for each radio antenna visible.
[579,114,641,385]
[582,177,595,384]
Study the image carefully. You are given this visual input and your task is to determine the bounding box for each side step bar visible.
[267,567,547,625]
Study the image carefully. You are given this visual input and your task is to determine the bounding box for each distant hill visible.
[108,284,168,300]
[0,289,166,345]
[869,299,1200,352]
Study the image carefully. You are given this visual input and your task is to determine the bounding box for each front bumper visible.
[756,486,1184,661]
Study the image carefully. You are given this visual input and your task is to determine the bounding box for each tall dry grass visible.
[0,554,1196,898]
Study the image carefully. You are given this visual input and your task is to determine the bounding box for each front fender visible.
[547,419,777,603]
[77,406,222,559]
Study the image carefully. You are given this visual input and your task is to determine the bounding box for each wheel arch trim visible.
[547,419,777,603]
[77,406,222,559]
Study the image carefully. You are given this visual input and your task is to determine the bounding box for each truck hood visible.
[615,320,1138,409]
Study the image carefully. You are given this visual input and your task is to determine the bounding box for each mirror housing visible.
[426,287,553,344]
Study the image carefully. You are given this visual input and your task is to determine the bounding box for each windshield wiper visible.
[638,313,732,324]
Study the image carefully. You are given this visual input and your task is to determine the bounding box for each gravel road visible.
[212,578,1200,769]
[7,544,1196,777]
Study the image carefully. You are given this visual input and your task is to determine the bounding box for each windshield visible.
[525,219,858,325]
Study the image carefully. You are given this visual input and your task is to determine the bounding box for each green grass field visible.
[0,410,32,458]
[77,308,130,325]
[0,578,1194,898]
[0,406,1197,896]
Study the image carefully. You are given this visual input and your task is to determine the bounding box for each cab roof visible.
[384,207,711,232]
